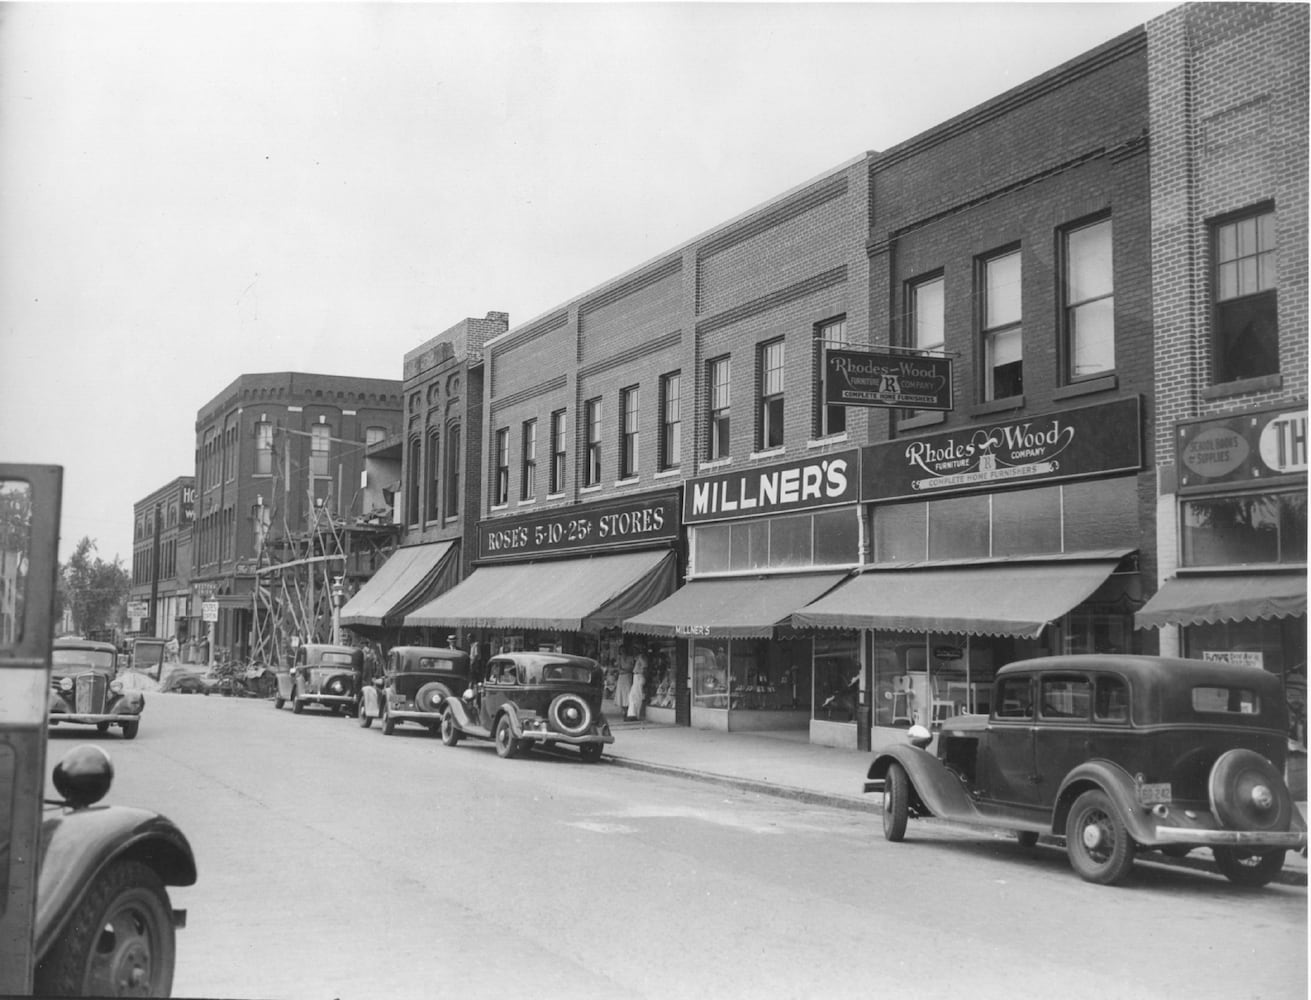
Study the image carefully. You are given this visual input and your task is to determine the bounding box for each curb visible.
[605,753,1308,888]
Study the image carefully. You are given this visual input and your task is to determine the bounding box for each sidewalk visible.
[601,716,1308,886]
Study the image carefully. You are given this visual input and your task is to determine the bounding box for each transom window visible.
[1213,207,1278,382]
[758,339,785,450]
[1064,217,1115,380]
[982,250,1022,401]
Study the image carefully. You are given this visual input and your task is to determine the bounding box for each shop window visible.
[815,317,848,437]
[406,437,421,527]
[1063,217,1115,381]
[549,410,567,494]
[992,486,1061,557]
[584,398,602,487]
[708,356,731,460]
[814,633,861,722]
[310,424,330,477]
[690,508,859,575]
[770,513,813,567]
[728,520,769,571]
[1063,606,1133,656]
[982,249,1023,401]
[1062,477,1139,551]
[873,503,927,563]
[693,523,731,573]
[659,373,681,471]
[620,387,639,479]
[758,339,785,450]
[445,424,461,517]
[426,429,441,521]
[1212,206,1278,383]
[927,494,990,560]
[1182,490,1306,566]
[493,428,509,507]
[521,419,536,501]
[813,508,860,567]
[691,641,729,708]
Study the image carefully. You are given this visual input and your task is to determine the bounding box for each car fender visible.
[442,695,476,730]
[361,685,380,717]
[1052,759,1156,843]
[115,691,145,714]
[36,805,197,959]
[497,702,527,737]
[865,745,983,823]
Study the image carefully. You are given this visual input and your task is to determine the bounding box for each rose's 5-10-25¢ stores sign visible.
[478,489,681,561]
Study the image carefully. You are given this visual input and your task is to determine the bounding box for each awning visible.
[1135,571,1307,629]
[340,541,459,628]
[624,573,848,639]
[403,550,675,632]
[790,556,1128,638]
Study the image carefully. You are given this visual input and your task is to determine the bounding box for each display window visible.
[813,632,861,722]
[690,637,812,713]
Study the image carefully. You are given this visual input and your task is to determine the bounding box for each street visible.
[49,693,1308,1000]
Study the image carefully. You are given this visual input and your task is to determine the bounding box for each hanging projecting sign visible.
[824,348,953,411]
[1176,406,1307,490]
[861,396,1142,502]
[684,449,860,523]
[478,489,680,561]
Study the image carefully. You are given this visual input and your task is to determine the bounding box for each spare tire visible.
[1208,748,1294,833]
[415,682,452,715]
[548,693,592,737]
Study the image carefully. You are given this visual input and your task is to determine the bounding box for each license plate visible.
[1138,782,1172,804]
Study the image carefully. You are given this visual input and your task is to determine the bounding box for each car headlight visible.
[109,679,124,694]
[59,677,73,692]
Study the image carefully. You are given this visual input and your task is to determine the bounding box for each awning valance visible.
[790,557,1127,638]
[403,550,675,632]
[1135,571,1307,629]
[624,573,848,639]
[340,541,458,628]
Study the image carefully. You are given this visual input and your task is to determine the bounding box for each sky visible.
[0,1,1178,566]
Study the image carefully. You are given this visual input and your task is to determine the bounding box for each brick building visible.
[128,476,194,642]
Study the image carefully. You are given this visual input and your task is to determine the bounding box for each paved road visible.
[49,693,1308,1000]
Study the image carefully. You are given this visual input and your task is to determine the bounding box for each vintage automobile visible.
[439,651,614,762]
[865,654,1308,887]
[26,744,197,995]
[358,645,470,735]
[274,643,363,715]
[49,637,145,739]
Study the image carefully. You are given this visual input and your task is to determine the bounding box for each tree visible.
[60,537,130,636]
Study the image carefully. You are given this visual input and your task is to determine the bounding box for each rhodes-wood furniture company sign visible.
[825,348,953,411]
[861,397,1142,502]
[478,490,680,561]
[684,450,860,523]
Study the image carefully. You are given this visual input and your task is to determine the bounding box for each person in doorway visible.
[614,646,634,715]
[627,647,648,721]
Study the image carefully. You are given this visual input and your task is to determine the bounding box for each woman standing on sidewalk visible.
[614,646,634,716]
[627,647,648,721]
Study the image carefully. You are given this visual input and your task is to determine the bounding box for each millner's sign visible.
[861,397,1142,502]
[684,450,860,523]
[478,490,679,561]
[825,348,953,411]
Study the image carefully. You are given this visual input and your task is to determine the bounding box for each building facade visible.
[128,476,195,642]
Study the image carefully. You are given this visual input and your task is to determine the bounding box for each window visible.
[1039,675,1091,720]
[758,339,784,449]
[1182,489,1306,566]
[521,419,537,501]
[494,428,509,506]
[1094,676,1130,723]
[426,429,441,520]
[365,426,386,448]
[445,425,461,517]
[406,437,421,526]
[1213,207,1278,382]
[816,318,848,436]
[659,373,681,470]
[708,357,731,460]
[904,276,944,418]
[255,420,273,475]
[982,250,1022,400]
[995,676,1033,719]
[584,398,602,487]
[1064,218,1114,380]
[310,424,330,477]
[550,410,567,494]
[620,387,639,479]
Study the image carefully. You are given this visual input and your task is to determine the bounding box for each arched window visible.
[406,437,421,527]
[426,428,441,521]
[445,424,461,518]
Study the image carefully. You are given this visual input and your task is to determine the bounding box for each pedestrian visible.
[614,646,634,715]
[627,646,648,721]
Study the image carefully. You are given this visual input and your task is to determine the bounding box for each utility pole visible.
[148,501,162,637]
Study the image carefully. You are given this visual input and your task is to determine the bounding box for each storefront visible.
[625,450,862,733]
[402,491,682,718]
[795,397,1149,750]
[1138,405,1307,747]
[338,540,461,650]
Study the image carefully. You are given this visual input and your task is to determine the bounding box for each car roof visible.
[52,638,118,654]
[392,646,468,659]
[490,651,598,668]
[997,654,1285,696]
[301,644,357,654]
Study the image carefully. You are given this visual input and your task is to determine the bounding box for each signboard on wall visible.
[1176,406,1308,490]
[477,489,680,562]
[683,449,860,524]
[861,396,1143,503]
[824,349,953,411]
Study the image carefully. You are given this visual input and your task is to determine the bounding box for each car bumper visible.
[299,694,355,706]
[49,712,141,725]
[1155,826,1308,849]
[387,710,438,724]
[520,730,614,747]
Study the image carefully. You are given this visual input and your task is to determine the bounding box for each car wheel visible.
[120,720,139,740]
[440,708,462,746]
[274,694,285,709]
[882,762,910,842]
[548,693,593,737]
[578,742,603,764]
[357,699,372,729]
[96,722,110,734]
[494,715,521,759]
[1213,847,1286,887]
[415,682,452,715]
[1065,789,1136,885]
[1016,831,1040,848]
[291,685,304,715]
[381,704,395,735]
[33,859,175,998]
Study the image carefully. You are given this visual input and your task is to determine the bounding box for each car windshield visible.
[317,652,355,666]
[52,649,115,675]
[1192,685,1260,714]
[543,664,593,683]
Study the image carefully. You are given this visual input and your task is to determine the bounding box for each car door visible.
[978,673,1044,810]
[479,658,515,728]
[1031,672,1094,807]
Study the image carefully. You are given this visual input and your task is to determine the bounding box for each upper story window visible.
[310,424,331,477]
[584,398,603,487]
[1213,206,1278,383]
[620,386,639,479]
[708,357,731,461]
[365,426,386,448]
[521,419,537,501]
[758,339,785,450]
[550,410,567,494]
[255,420,273,475]
[659,373,681,471]
[494,428,509,506]
[815,317,848,437]
[982,249,1022,401]
[445,424,461,517]
[406,437,421,527]
[426,428,441,520]
[1064,217,1114,381]
[223,426,236,482]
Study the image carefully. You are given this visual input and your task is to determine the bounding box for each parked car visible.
[439,651,614,762]
[158,664,217,695]
[358,644,470,735]
[275,643,363,715]
[49,637,145,739]
[865,654,1308,887]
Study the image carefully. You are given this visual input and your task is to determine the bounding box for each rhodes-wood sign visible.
[824,348,953,411]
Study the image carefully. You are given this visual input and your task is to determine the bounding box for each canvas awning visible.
[340,541,459,628]
[790,555,1129,639]
[1135,571,1307,629]
[403,550,676,632]
[624,573,848,639]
